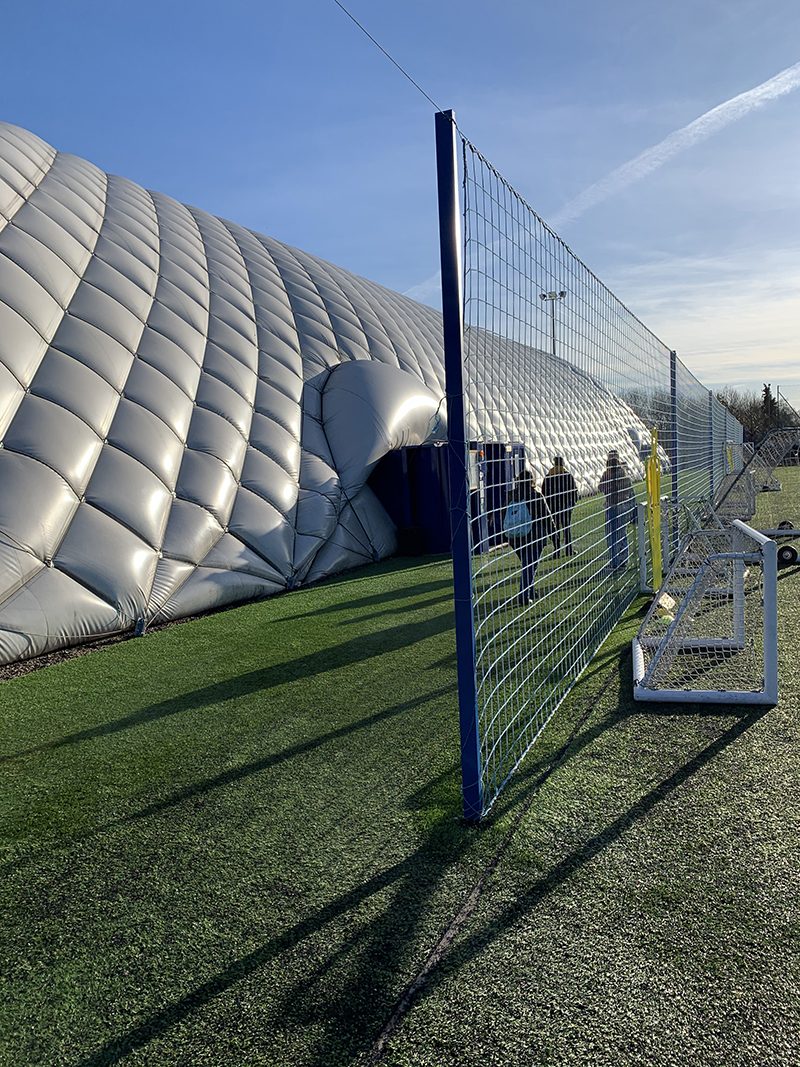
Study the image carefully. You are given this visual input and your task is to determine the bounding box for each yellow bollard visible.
[646,428,663,588]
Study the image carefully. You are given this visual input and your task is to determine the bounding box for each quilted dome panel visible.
[0,122,652,663]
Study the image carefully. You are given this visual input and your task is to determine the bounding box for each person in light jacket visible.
[542,456,578,558]
[506,471,555,604]
[598,450,636,572]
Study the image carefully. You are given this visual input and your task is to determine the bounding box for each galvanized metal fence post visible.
[708,389,715,501]
[670,350,679,557]
[637,501,649,592]
[434,109,482,821]
[762,537,779,704]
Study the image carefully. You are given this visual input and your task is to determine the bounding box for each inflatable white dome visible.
[0,122,653,663]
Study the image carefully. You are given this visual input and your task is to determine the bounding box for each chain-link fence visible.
[435,113,744,818]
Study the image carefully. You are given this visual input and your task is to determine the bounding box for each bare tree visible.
[717,384,800,440]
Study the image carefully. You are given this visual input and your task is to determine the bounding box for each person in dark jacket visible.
[598,450,636,571]
[542,456,578,558]
[505,470,555,604]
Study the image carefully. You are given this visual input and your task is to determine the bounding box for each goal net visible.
[633,520,778,704]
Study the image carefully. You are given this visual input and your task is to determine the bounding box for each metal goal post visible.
[632,520,778,705]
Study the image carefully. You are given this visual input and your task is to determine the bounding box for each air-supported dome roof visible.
[0,122,648,663]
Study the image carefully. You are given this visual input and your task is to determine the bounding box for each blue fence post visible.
[434,109,482,822]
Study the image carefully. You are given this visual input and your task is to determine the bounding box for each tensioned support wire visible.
[330,0,443,111]
[328,0,747,817]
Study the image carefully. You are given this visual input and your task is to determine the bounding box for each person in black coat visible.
[542,456,578,558]
[505,470,555,604]
[599,450,636,571]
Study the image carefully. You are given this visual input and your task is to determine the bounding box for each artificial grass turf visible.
[1,556,493,1067]
[382,474,800,1067]
[1,473,798,1066]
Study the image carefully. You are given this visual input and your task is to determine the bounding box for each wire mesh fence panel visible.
[726,409,744,469]
[437,119,745,816]
[458,141,678,811]
[674,362,713,507]
[711,396,729,493]
[716,428,800,522]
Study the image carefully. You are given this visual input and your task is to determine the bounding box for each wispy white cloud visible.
[403,270,441,307]
[607,247,800,406]
[403,248,800,408]
[550,60,800,228]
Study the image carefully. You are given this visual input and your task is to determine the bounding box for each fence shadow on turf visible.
[106,684,458,835]
[94,632,573,1060]
[274,578,454,623]
[265,664,766,1065]
[426,649,457,670]
[71,744,558,1067]
[0,683,461,883]
[340,592,454,626]
[405,705,767,1021]
[69,647,608,1066]
[0,607,457,765]
[71,619,765,1067]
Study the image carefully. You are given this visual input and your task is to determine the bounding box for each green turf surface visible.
[1,474,798,1066]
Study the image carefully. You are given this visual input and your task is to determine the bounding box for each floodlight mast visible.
[539,289,566,358]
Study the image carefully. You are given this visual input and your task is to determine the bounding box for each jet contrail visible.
[550,60,800,228]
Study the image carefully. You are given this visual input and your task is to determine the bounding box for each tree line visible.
[716,383,800,442]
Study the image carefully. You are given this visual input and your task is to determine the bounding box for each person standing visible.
[542,456,578,558]
[599,450,635,572]
[503,471,555,604]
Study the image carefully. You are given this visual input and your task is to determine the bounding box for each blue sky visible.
[3,0,799,404]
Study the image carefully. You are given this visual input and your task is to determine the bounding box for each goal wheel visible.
[778,520,794,530]
[777,544,798,567]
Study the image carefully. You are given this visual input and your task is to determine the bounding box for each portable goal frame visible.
[632,520,778,705]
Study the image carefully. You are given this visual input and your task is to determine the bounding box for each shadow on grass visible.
[73,745,557,1067]
[409,706,766,1016]
[73,626,763,1067]
[1,608,456,764]
[108,684,457,833]
[70,646,610,1065]
[340,593,454,627]
[275,578,453,623]
[72,774,466,1067]
[0,683,458,880]
[426,650,457,670]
